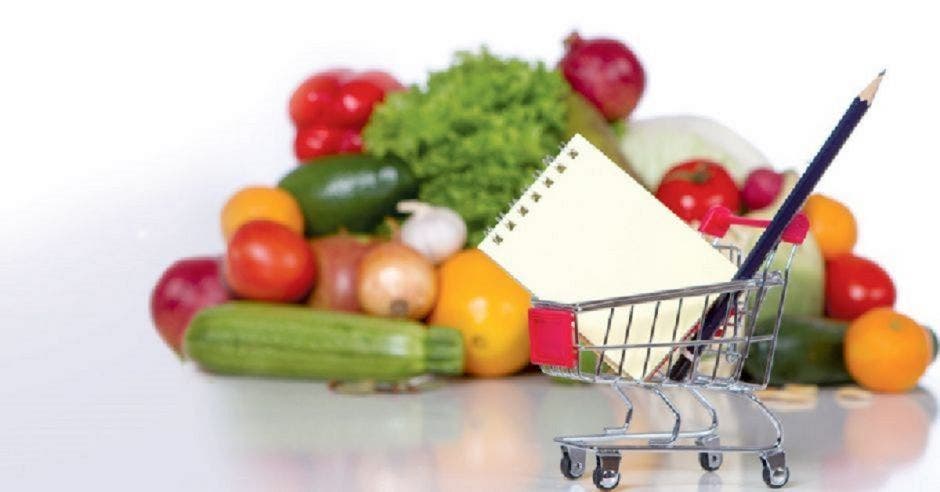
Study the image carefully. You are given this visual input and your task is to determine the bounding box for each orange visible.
[803,194,857,259]
[844,308,931,392]
[429,249,530,377]
[221,186,305,241]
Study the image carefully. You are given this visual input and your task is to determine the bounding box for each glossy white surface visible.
[4,359,938,491]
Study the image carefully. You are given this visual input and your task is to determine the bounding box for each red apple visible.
[150,256,230,354]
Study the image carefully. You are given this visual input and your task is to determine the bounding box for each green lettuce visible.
[363,49,569,245]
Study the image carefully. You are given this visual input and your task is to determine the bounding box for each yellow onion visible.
[357,241,437,320]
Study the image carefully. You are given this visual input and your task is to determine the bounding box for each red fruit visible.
[308,233,375,312]
[224,220,317,302]
[826,255,896,321]
[655,159,741,223]
[742,168,784,211]
[559,32,646,121]
[289,69,352,127]
[150,257,229,354]
[294,125,344,162]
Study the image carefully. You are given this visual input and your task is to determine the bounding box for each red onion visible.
[742,167,784,211]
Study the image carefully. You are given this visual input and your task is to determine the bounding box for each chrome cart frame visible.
[528,206,809,490]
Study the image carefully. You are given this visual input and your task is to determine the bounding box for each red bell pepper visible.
[289,70,403,162]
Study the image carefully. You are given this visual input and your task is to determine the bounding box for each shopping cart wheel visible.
[559,446,586,479]
[698,451,723,472]
[760,450,789,488]
[696,436,722,471]
[592,453,621,490]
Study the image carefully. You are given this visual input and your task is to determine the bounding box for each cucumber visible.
[744,315,852,386]
[278,154,417,236]
[185,302,463,380]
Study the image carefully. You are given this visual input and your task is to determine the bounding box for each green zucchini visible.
[185,302,463,380]
[744,315,852,386]
[278,154,417,236]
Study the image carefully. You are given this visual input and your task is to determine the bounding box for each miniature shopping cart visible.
[528,205,810,490]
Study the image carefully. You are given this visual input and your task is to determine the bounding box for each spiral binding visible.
[483,141,581,247]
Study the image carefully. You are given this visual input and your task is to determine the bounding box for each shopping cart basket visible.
[528,205,810,490]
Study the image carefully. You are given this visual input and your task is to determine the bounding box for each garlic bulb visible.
[397,200,467,264]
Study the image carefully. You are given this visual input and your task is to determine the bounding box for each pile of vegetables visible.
[150,31,934,393]
[151,33,645,385]
[641,155,936,393]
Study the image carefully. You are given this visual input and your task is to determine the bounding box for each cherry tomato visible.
[655,159,741,222]
[224,220,317,302]
[825,254,896,321]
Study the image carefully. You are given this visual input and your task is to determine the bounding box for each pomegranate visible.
[559,32,646,121]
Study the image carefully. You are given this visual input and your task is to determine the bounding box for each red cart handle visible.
[698,205,809,245]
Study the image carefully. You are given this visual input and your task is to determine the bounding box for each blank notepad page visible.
[479,134,736,379]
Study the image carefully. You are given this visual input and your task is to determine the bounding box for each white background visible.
[1,1,938,490]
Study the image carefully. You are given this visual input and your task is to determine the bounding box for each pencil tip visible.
[878,68,887,77]
[859,71,885,103]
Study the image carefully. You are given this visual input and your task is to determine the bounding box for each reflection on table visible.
[204,374,936,491]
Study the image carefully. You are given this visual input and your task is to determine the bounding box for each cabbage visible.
[619,115,768,190]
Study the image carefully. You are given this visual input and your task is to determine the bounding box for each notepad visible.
[478,134,736,379]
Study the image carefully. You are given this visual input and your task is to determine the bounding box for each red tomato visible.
[655,159,741,222]
[224,220,317,302]
[826,254,896,320]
